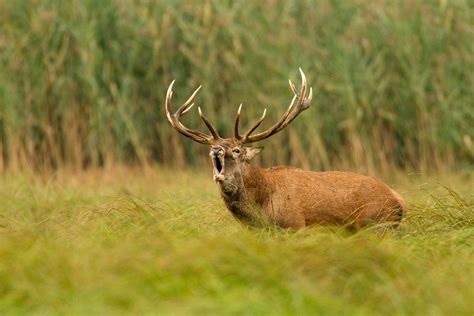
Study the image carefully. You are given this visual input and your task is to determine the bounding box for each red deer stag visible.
[165,69,405,230]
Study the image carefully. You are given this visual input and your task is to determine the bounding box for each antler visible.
[165,80,221,144]
[235,68,313,143]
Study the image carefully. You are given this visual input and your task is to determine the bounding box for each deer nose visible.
[210,147,224,157]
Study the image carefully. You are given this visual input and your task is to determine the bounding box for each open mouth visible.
[212,153,225,182]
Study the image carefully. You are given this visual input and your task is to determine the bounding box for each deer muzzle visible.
[210,149,225,182]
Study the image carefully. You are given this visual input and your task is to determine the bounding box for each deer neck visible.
[218,163,270,225]
[218,163,263,198]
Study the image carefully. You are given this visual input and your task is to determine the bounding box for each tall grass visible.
[0,168,472,314]
[0,0,472,171]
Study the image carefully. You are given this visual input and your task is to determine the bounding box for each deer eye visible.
[232,148,241,155]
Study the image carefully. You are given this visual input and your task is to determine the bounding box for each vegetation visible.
[0,0,472,171]
[0,1,472,314]
[0,168,472,315]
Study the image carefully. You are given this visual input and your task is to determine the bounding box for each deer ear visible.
[245,147,263,161]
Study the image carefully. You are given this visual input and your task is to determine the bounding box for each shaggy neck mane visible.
[219,163,272,225]
[222,164,265,196]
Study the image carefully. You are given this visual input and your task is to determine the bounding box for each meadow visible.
[0,167,472,315]
[0,0,473,314]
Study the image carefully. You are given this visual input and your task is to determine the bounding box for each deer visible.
[165,69,405,230]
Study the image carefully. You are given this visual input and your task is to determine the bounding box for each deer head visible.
[165,69,313,191]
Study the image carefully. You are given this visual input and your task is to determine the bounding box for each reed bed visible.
[0,0,472,172]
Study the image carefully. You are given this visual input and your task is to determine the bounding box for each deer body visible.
[219,163,404,229]
[165,69,405,230]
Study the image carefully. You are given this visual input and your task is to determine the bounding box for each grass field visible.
[0,167,472,315]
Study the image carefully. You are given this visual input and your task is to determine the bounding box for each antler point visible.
[299,68,306,84]
[182,103,195,115]
[166,80,176,96]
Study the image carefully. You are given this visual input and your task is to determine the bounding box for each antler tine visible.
[298,67,307,97]
[165,80,176,123]
[302,87,313,110]
[234,103,243,140]
[277,68,308,126]
[181,103,195,115]
[198,107,221,139]
[165,80,216,144]
[242,68,313,144]
[289,79,297,95]
[176,85,201,115]
[242,109,267,141]
[240,96,295,143]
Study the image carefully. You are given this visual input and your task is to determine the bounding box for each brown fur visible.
[211,139,405,230]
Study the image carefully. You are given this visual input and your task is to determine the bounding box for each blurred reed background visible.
[0,0,472,172]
